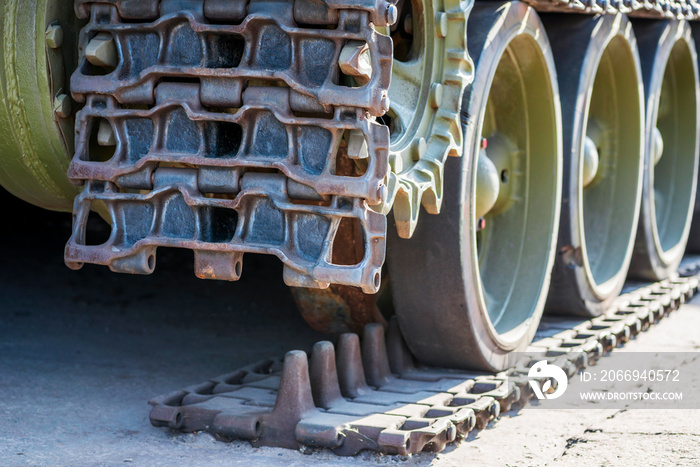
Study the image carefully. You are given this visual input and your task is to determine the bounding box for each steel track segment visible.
[64,0,700,297]
[522,0,700,18]
[65,0,394,292]
[149,262,700,456]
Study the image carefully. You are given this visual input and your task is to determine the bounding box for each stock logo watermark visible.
[516,352,697,409]
[528,360,568,400]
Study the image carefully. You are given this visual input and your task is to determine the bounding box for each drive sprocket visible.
[375,0,474,238]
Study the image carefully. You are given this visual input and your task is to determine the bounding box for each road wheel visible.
[543,14,645,317]
[388,2,562,371]
[0,0,81,210]
[630,20,699,279]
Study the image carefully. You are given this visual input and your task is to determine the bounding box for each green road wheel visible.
[0,0,80,211]
[684,23,700,253]
[388,2,562,371]
[631,20,699,280]
[543,14,645,317]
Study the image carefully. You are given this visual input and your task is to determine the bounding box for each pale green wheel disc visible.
[388,2,562,371]
[631,20,699,281]
[543,14,645,317]
[0,0,80,210]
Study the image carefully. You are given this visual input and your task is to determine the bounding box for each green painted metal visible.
[631,20,699,280]
[475,32,562,338]
[543,15,645,317]
[388,3,562,371]
[653,39,698,255]
[0,0,80,211]
[581,35,644,291]
[374,0,473,239]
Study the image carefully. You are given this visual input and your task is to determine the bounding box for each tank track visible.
[64,0,700,289]
[524,0,700,17]
[149,265,699,456]
[65,0,395,292]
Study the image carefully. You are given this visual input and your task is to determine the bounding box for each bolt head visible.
[339,41,372,85]
[45,24,64,49]
[447,424,457,442]
[53,94,72,118]
[475,148,500,219]
[377,183,388,203]
[85,33,118,68]
[385,4,398,25]
[582,136,600,187]
[380,93,390,114]
[436,12,448,38]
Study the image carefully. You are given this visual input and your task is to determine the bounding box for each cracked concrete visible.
[0,190,699,466]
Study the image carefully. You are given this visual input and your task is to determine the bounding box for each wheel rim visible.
[651,37,698,263]
[579,34,644,296]
[472,32,561,343]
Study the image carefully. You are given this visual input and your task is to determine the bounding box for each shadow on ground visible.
[0,188,338,465]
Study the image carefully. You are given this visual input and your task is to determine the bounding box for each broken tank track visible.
[149,271,699,456]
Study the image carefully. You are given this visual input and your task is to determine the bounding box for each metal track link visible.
[523,0,700,19]
[149,270,700,456]
[66,0,394,292]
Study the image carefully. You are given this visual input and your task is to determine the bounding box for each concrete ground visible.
[1,191,699,466]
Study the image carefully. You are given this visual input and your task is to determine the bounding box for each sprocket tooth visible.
[437,111,465,156]
[381,0,473,237]
[393,182,421,239]
[420,186,441,216]
[416,159,444,215]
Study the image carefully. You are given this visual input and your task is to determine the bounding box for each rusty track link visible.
[65,0,394,292]
[149,268,700,456]
[64,0,700,295]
